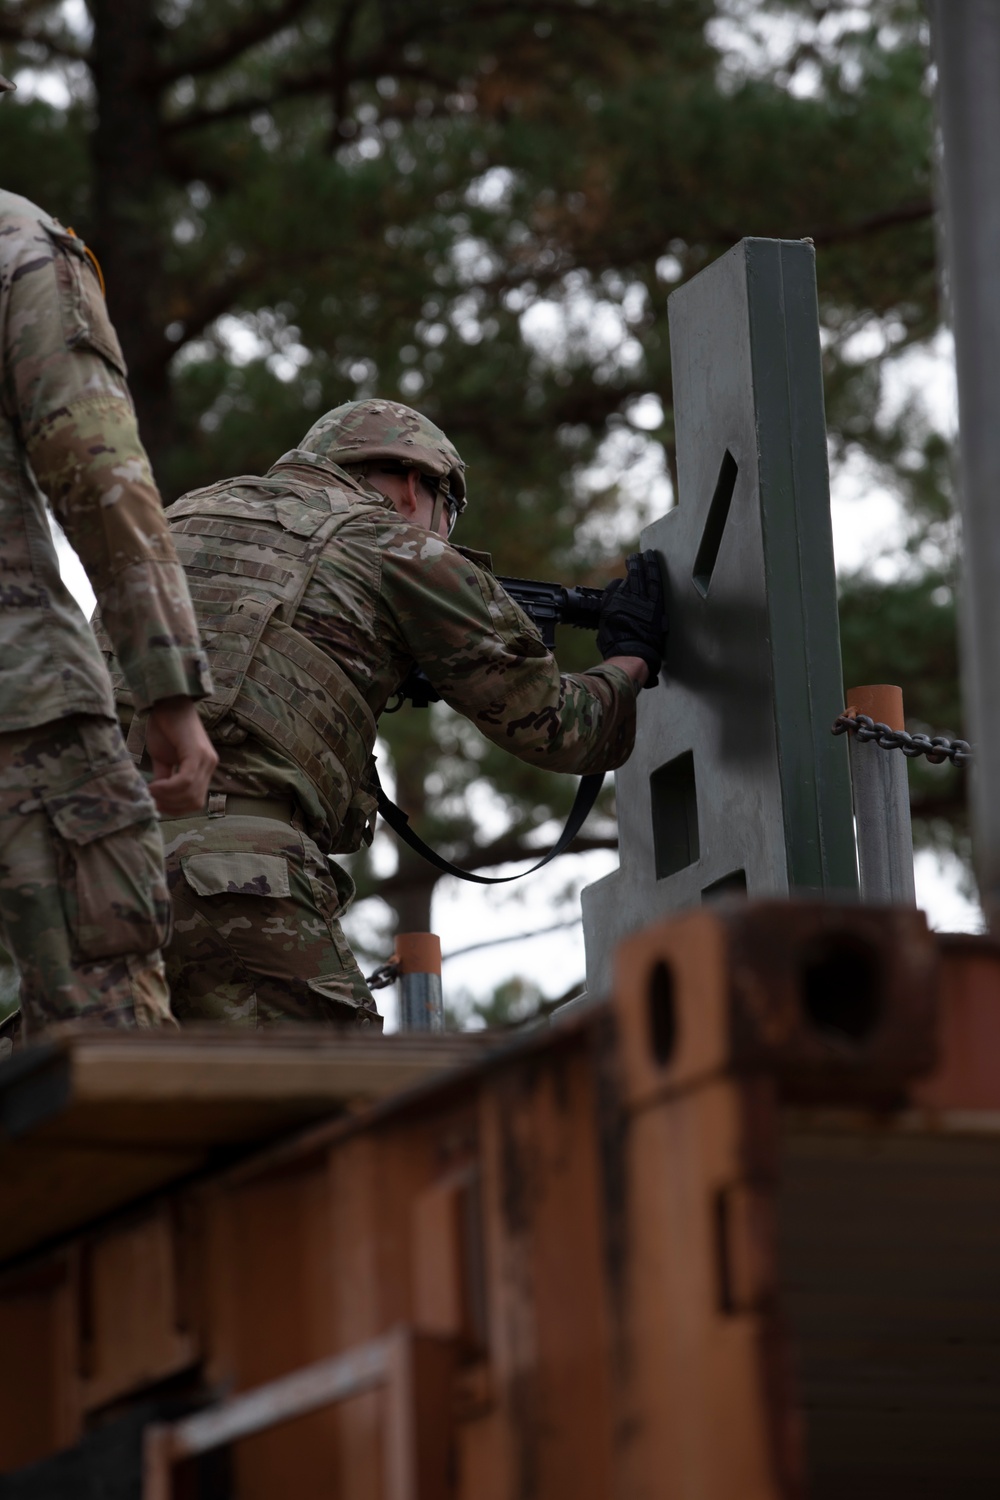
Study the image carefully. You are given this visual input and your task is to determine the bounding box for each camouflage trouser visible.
[159,803,380,1028]
[0,715,174,1035]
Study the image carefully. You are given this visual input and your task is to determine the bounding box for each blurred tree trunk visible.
[389,853,437,935]
[389,744,439,934]
[91,0,173,475]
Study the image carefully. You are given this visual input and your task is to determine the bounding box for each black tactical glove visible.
[596,549,666,689]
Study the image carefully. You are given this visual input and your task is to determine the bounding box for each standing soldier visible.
[104,399,664,1029]
[0,71,217,1036]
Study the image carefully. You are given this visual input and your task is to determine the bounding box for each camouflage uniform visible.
[0,188,211,1032]
[106,401,637,1028]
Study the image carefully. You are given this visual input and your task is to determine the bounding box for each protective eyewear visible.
[442,489,462,536]
[423,473,463,537]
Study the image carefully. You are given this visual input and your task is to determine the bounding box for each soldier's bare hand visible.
[145,698,218,815]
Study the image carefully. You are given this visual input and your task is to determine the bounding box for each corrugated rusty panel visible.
[0,1256,80,1470]
[778,1118,1000,1497]
[914,935,1000,1110]
[3,904,1000,1498]
[79,1205,197,1413]
[476,1042,615,1500]
[326,1134,386,1500]
[607,909,799,1500]
[202,1150,342,1499]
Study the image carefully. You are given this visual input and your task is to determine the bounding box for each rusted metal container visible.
[1,902,999,1498]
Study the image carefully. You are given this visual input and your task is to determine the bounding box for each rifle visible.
[377,572,609,885]
[389,575,605,709]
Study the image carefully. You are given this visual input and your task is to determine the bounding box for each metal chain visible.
[373,708,968,994]
[365,958,401,990]
[832,712,973,768]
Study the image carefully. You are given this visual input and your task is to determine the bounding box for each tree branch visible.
[162,233,386,357]
[164,58,458,135]
[155,0,314,85]
[327,0,361,151]
[462,192,936,310]
[442,916,582,963]
[433,0,647,26]
[0,18,90,63]
[708,200,935,255]
[910,791,966,822]
[161,0,641,136]
[807,198,935,247]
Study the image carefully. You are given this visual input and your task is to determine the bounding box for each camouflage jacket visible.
[0,189,210,729]
[142,450,637,855]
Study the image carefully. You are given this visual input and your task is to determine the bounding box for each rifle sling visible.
[375,772,605,885]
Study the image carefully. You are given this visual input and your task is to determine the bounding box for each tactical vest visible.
[157,462,387,851]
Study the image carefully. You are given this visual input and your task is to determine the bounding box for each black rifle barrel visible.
[497,576,604,647]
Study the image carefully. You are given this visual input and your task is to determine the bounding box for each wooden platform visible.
[0,1027,487,1266]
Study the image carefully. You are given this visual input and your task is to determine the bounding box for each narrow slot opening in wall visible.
[693,449,739,597]
[650,751,700,880]
[702,869,748,902]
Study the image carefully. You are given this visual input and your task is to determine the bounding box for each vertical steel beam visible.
[845,685,916,907]
[929,3,1000,928]
[396,933,444,1032]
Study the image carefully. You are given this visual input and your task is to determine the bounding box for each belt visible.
[223,794,294,822]
[160,794,295,823]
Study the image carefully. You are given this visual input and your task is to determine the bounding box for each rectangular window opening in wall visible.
[702,869,748,902]
[650,750,700,880]
[693,449,739,597]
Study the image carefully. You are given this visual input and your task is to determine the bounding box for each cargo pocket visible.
[307,975,365,1016]
[306,864,364,980]
[181,852,291,899]
[43,766,170,961]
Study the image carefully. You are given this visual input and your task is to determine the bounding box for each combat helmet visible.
[299,398,467,533]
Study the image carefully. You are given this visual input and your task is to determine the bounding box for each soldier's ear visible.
[402,469,424,518]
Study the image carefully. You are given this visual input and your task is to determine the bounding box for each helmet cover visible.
[299,398,467,508]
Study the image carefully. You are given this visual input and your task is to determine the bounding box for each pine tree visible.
[0,0,954,980]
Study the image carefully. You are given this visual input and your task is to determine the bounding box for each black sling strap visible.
[376,772,605,885]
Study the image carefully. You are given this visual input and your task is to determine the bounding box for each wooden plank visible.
[0,1030,487,1268]
[0,1255,81,1471]
[385,1333,457,1500]
[81,1206,197,1413]
[213,1154,342,1500]
[328,1134,386,1500]
[70,1036,482,1105]
[0,1142,206,1266]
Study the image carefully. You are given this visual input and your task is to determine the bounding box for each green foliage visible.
[446,974,546,1031]
[0,97,91,224]
[839,567,966,846]
[0,0,964,951]
[840,572,960,738]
